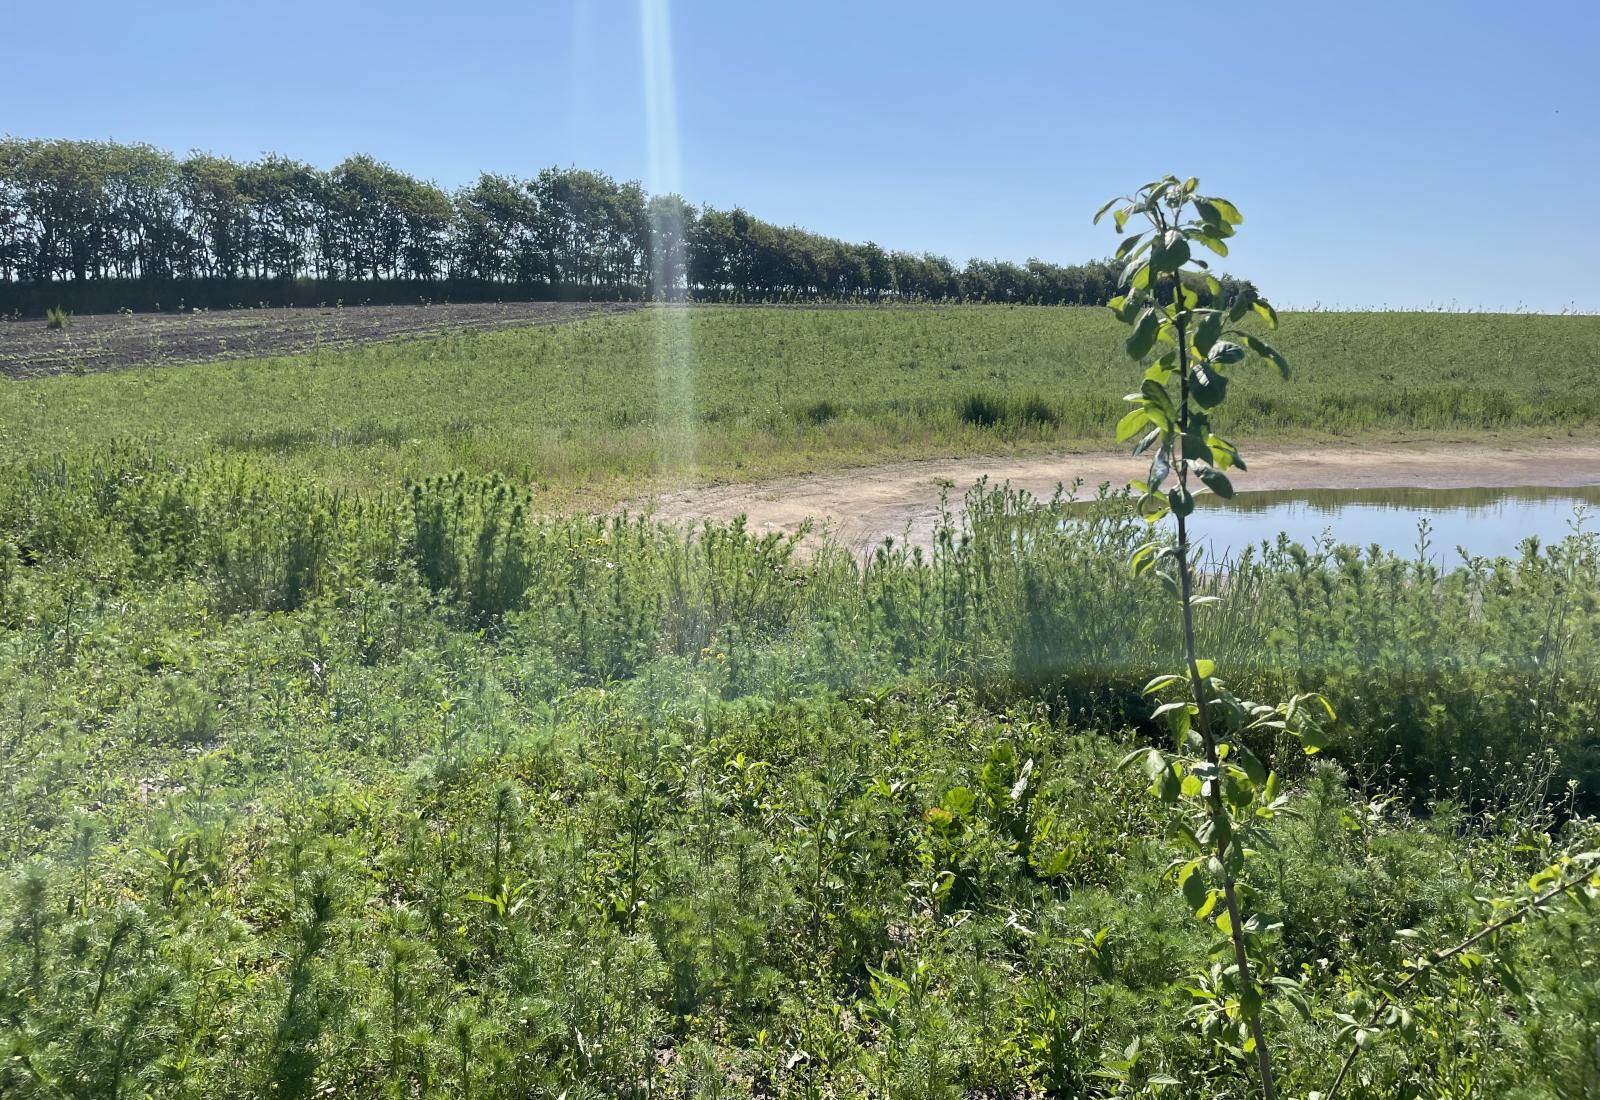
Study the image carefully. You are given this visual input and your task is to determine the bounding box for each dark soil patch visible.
[0,300,643,378]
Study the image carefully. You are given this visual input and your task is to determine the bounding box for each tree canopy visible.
[0,138,1235,311]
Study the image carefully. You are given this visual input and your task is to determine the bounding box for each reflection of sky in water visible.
[1185,486,1600,561]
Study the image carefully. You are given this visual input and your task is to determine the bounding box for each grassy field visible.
[0,450,1595,1097]
[0,305,1595,501]
[2,308,1599,1097]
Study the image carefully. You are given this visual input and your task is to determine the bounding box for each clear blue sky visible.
[8,0,1597,310]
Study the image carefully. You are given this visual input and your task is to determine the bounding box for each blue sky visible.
[7,0,1597,310]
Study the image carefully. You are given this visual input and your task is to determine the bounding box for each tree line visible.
[0,138,1250,314]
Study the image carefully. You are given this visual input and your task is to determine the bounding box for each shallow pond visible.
[1181,485,1600,561]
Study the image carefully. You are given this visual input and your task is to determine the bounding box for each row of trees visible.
[0,138,1237,310]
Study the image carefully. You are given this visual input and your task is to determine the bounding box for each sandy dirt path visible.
[634,439,1600,553]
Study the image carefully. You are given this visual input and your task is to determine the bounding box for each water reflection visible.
[1184,485,1600,560]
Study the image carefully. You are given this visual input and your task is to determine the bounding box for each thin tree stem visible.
[1323,862,1595,1099]
[1172,282,1278,1100]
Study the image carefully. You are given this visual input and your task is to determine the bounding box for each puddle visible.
[1181,485,1600,560]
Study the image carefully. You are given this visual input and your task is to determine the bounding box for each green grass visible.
[0,450,1596,1097]
[1,305,1595,501]
[3,308,1600,1094]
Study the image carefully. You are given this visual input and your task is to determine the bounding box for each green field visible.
[2,306,1599,1097]
[2,305,1595,499]
[0,446,1596,1097]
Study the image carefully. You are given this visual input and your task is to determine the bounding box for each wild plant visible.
[1099,175,1600,1098]
[1097,177,1316,1097]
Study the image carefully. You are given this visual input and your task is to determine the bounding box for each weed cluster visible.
[957,391,1061,430]
[0,448,1595,1096]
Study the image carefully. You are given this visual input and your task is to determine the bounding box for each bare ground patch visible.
[633,439,1600,553]
[0,300,642,378]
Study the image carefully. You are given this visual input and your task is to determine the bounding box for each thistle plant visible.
[1099,177,1328,1099]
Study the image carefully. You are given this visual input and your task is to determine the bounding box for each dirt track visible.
[637,439,1600,553]
[0,300,641,378]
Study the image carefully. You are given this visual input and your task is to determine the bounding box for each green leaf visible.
[1126,309,1161,359]
[1239,983,1263,1021]
[1168,485,1194,518]
[1140,377,1176,417]
[1181,429,1215,464]
[1117,746,1157,771]
[1207,434,1245,471]
[1196,466,1235,499]
[1191,365,1228,408]
[1194,658,1215,679]
[1234,746,1268,786]
[1210,341,1246,365]
[1117,408,1152,443]
[1113,206,1131,232]
[942,786,976,817]
[1115,232,1150,262]
[1193,234,1229,257]
[1150,231,1191,274]
[1194,311,1223,356]
[1093,197,1120,225]
[1528,864,1561,892]
[1130,541,1159,577]
[1148,448,1171,491]
[1138,492,1171,524]
[1251,298,1280,329]
[1144,752,1172,783]
[1240,334,1291,379]
[1144,673,1186,694]
[1228,285,1256,322]
[1203,196,1244,225]
[1180,861,1208,911]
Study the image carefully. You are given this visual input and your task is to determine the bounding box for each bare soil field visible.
[0,300,642,378]
[637,439,1600,553]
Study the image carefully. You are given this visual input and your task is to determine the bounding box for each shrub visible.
[1014,394,1060,427]
[957,392,1060,430]
[800,398,839,425]
[958,391,1005,428]
[44,306,70,330]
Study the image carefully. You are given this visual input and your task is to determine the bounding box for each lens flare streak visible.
[641,0,695,476]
